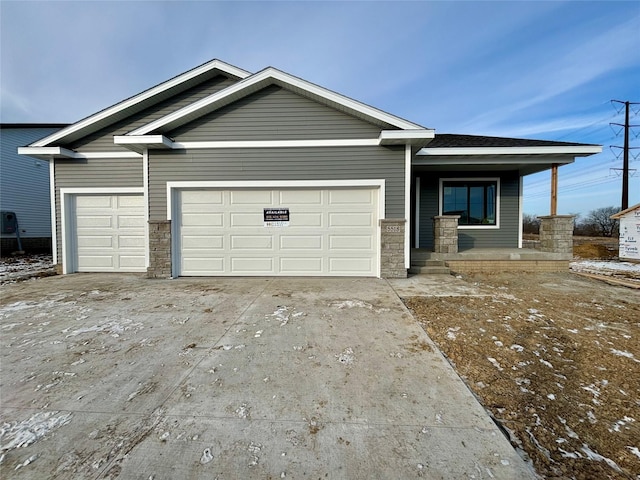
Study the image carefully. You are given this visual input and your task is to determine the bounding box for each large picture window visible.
[442,179,498,226]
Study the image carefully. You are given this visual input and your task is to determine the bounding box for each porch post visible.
[433,215,460,253]
[550,163,558,216]
[538,215,574,257]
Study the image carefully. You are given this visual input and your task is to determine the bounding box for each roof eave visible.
[416,145,603,156]
[129,67,427,136]
[379,129,435,147]
[17,146,77,161]
[114,135,173,154]
[30,59,251,148]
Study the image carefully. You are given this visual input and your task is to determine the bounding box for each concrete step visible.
[408,265,452,275]
[411,259,447,267]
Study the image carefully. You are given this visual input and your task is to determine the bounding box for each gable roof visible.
[29,59,250,148]
[611,203,640,219]
[128,67,428,136]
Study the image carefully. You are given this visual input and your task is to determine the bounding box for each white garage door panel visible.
[73,194,145,273]
[178,187,379,277]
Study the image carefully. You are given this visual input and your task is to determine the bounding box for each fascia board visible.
[379,129,435,145]
[130,67,426,136]
[412,157,575,165]
[114,135,173,153]
[417,145,603,156]
[610,203,640,219]
[30,59,251,148]
[17,146,77,160]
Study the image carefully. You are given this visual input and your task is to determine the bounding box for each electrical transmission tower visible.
[611,100,640,210]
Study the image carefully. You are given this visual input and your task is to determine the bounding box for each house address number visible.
[385,225,402,233]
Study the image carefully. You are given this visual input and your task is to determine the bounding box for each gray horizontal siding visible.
[1,127,61,238]
[168,85,382,141]
[149,146,404,221]
[418,171,520,250]
[68,75,236,152]
[53,157,143,262]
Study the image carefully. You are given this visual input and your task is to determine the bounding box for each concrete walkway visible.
[0,274,536,479]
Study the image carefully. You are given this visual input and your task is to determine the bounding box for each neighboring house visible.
[611,204,640,262]
[18,60,601,277]
[1,124,68,254]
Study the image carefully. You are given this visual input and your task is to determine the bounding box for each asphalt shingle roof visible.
[424,134,597,148]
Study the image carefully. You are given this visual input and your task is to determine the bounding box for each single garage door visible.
[73,194,146,272]
[177,187,379,276]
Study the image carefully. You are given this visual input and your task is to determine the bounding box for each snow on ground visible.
[0,255,55,284]
[570,260,640,280]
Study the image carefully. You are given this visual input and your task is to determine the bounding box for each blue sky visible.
[1,0,639,216]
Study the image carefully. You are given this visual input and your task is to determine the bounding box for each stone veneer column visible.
[147,220,172,278]
[538,215,574,255]
[433,215,460,253]
[380,218,407,278]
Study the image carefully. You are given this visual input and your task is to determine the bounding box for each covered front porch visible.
[407,134,601,275]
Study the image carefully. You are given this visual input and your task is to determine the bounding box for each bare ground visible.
[405,272,640,480]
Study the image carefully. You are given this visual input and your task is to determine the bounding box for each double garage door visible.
[176,187,379,276]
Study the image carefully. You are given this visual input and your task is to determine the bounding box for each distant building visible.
[1,124,68,254]
[611,204,640,263]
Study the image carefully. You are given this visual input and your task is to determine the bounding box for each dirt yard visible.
[405,272,640,480]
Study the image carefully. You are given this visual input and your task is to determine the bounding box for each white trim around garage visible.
[50,160,57,265]
[59,187,144,274]
[166,179,386,221]
[143,149,150,268]
[404,145,411,268]
[166,180,386,278]
[518,176,523,248]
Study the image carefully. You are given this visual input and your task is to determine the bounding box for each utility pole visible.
[611,100,639,210]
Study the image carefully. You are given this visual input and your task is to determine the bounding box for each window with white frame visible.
[441,179,499,227]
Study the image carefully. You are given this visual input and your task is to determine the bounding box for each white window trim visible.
[438,177,501,230]
[60,187,144,274]
[165,180,386,278]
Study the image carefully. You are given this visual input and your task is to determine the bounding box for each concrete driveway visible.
[1,274,536,479]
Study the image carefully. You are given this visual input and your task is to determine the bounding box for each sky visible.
[1,0,639,217]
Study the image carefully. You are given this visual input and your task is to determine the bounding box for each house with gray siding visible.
[1,124,67,254]
[18,60,601,277]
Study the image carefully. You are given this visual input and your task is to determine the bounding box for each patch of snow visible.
[571,260,640,276]
[510,344,524,353]
[336,347,355,365]
[487,357,503,371]
[330,300,389,313]
[200,447,214,464]
[0,411,72,455]
[547,394,556,400]
[627,446,640,460]
[581,444,622,472]
[64,319,143,338]
[539,359,554,369]
[446,327,460,340]
[610,349,639,362]
[609,416,635,433]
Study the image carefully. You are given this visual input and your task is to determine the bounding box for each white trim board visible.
[165,179,386,221]
[404,145,411,269]
[59,187,145,274]
[438,177,501,230]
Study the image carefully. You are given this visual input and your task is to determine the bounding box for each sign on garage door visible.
[177,187,379,276]
[73,194,146,272]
